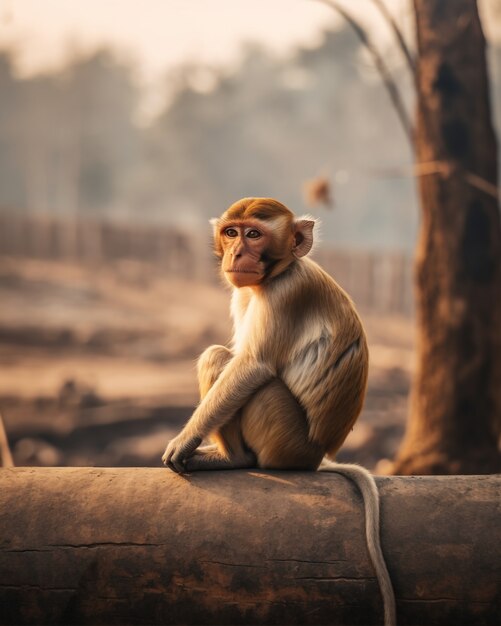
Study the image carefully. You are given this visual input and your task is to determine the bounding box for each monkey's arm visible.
[162,356,274,473]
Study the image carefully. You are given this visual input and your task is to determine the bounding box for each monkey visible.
[162,197,367,471]
[162,197,396,626]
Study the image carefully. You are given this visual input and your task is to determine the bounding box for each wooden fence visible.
[0,213,414,315]
[315,248,414,316]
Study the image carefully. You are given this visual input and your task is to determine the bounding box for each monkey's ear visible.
[209,218,220,236]
[293,217,316,257]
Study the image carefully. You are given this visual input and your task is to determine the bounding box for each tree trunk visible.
[391,0,501,474]
[1,468,501,626]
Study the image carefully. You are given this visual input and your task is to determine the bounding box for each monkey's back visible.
[280,258,369,456]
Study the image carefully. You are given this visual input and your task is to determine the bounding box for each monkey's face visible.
[219,221,279,287]
[212,199,316,288]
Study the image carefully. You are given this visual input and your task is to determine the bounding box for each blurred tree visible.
[139,30,420,247]
[62,50,141,213]
[390,0,501,474]
[0,53,24,208]
[0,48,140,215]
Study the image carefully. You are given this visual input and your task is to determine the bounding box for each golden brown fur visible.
[227,257,368,464]
[162,197,368,470]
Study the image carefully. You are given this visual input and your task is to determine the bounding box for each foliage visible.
[0,26,500,248]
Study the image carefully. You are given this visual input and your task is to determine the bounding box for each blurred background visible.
[0,0,499,469]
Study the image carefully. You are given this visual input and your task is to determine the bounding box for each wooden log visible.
[0,469,499,625]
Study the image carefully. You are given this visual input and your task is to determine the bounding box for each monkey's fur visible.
[162,198,396,626]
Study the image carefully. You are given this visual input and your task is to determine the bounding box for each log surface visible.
[0,468,500,625]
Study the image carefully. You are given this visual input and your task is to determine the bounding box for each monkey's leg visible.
[184,445,256,471]
[186,345,256,470]
[197,344,232,398]
[184,415,256,470]
[241,379,324,470]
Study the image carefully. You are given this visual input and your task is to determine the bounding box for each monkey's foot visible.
[184,449,256,471]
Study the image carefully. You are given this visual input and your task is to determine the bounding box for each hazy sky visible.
[2,0,499,77]
[0,1,414,77]
[0,0,499,119]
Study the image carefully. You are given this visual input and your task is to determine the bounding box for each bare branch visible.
[370,0,417,78]
[0,414,14,468]
[316,0,415,150]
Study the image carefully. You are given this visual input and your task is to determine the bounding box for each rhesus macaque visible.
[162,198,395,626]
[163,196,369,471]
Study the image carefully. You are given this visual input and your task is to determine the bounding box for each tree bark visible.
[1,468,501,626]
[390,0,501,474]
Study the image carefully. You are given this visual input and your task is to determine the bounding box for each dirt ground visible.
[0,256,415,471]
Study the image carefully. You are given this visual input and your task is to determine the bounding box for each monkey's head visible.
[211,198,315,288]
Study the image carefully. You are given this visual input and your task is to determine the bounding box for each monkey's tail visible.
[319,459,396,626]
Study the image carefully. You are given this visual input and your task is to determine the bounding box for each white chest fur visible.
[231,289,258,355]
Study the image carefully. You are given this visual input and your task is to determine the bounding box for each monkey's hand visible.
[162,433,202,473]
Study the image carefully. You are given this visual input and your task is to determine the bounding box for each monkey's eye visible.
[224,228,238,238]
[246,229,261,239]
